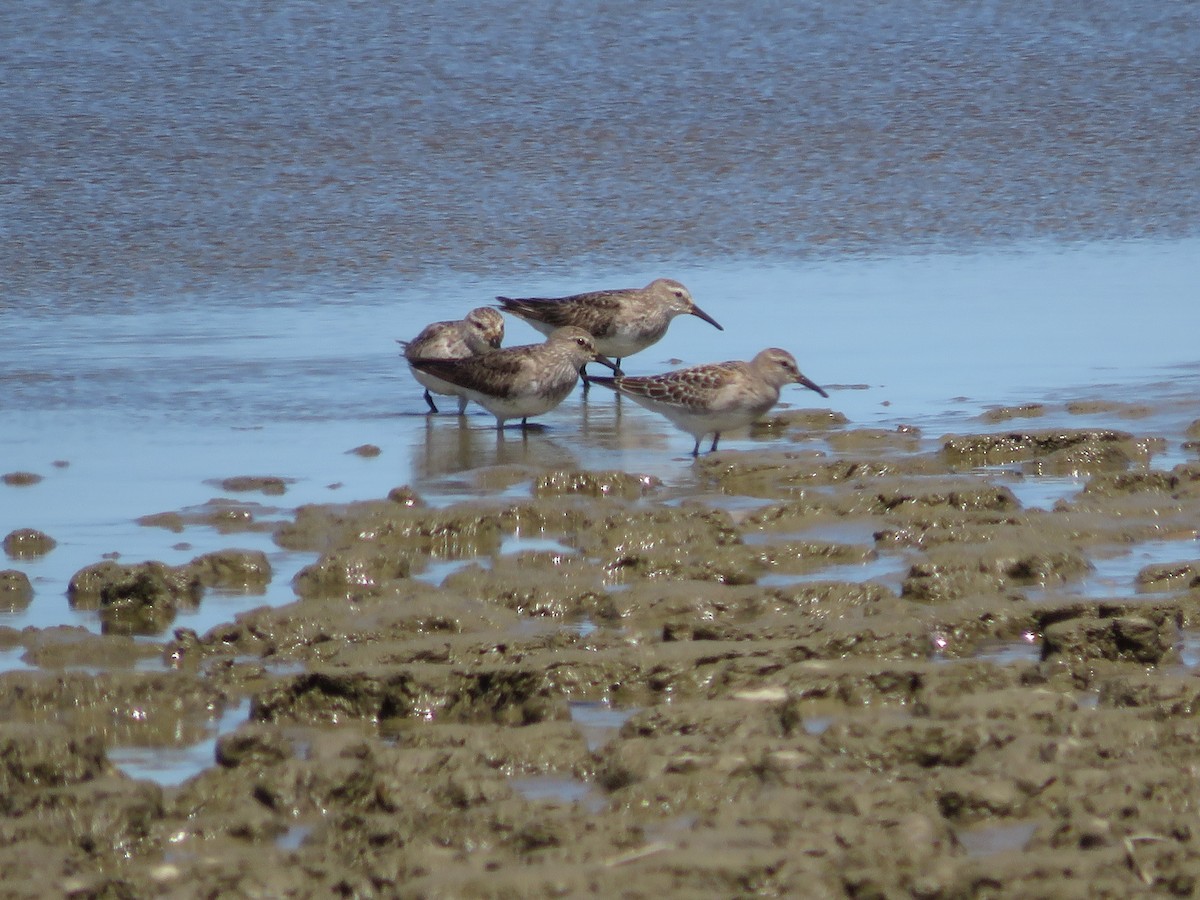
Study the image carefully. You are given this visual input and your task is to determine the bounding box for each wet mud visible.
[3,412,1200,897]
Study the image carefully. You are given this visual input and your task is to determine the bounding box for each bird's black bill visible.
[797,374,829,398]
[690,304,724,331]
[591,354,622,376]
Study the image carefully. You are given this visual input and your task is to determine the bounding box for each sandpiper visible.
[407,327,620,428]
[496,278,723,382]
[399,307,505,413]
[588,348,828,456]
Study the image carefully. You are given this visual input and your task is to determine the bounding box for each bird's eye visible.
[576,337,588,347]
[673,290,684,299]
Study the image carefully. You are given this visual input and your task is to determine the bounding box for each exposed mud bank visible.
[3,418,1200,896]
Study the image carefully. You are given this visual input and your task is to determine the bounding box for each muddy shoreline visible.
[3,402,1200,897]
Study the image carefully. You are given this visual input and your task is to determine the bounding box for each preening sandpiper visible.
[496,278,722,382]
[588,348,828,456]
[408,326,620,429]
[399,307,505,413]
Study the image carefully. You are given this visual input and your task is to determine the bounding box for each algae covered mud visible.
[4,382,1200,895]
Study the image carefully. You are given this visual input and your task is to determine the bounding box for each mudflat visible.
[2,402,1200,898]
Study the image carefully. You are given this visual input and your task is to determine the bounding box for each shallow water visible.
[1065,537,1200,600]
[4,242,1200,635]
[109,700,251,787]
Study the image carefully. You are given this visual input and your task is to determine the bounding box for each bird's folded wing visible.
[621,364,738,410]
[497,292,625,336]
[409,353,528,398]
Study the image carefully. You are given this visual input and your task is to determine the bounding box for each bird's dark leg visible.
[521,417,529,428]
[710,434,721,452]
[579,363,590,392]
[423,390,439,413]
[691,439,701,457]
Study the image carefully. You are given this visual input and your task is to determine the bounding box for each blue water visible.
[4,0,1199,305]
[2,1,1199,637]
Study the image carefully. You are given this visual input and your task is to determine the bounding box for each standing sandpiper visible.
[496,278,723,382]
[407,327,620,429]
[588,348,828,456]
[399,307,505,414]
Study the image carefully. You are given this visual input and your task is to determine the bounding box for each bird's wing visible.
[615,363,741,410]
[497,291,628,338]
[409,351,532,399]
[401,321,463,359]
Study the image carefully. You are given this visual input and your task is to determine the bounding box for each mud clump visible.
[137,499,279,534]
[754,408,851,432]
[1043,614,1175,664]
[981,402,1046,422]
[187,549,273,590]
[18,627,162,670]
[67,550,271,635]
[1,471,43,487]
[3,528,57,559]
[0,570,34,611]
[1137,562,1200,592]
[217,475,294,495]
[901,542,1092,603]
[0,723,108,793]
[533,469,662,499]
[67,560,195,635]
[1081,463,1200,498]
[941,428,1160,475]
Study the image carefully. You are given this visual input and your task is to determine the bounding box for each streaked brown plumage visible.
[589,348,828,455]
[399,307,505,413]
[496,278,722,380]
[408,327,620,428]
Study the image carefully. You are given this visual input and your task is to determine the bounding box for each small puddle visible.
[664,494,775,516]
[972,637,1042,665]
[759,555,906,589]
[977,468,1084,511]
[1053,538,1200,599]
[802,715,835,735]
[411,535,578,586]
[1006,475,1084,510]
[742,519,884,547]
[1175,632,1200,668]
[110,699,250,786]
[411,557,477,586]
[563,617,598,638]
[932,632,1041,665]
[498,535,577,557]
[0,646,36,673]
[955,820,1040,857]
[570,700,637,751]
[509,775,605,813]
[133,655,171,673]
[275,824,312,852]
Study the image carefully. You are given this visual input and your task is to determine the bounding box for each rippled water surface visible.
[4,0,1198,304]
[2,1,1199,636]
